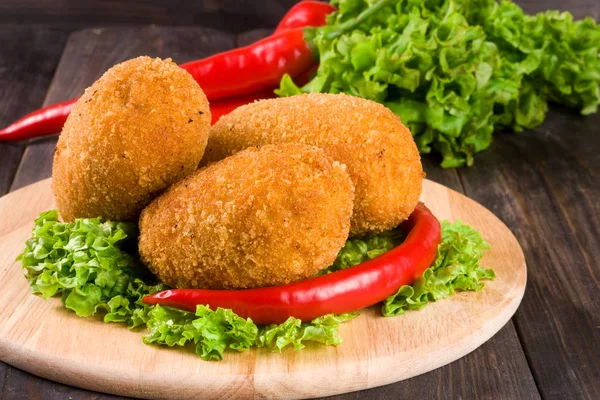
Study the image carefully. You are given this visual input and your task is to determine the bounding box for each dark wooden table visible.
[0,1,598,399]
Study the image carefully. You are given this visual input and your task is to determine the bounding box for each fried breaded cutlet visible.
[138,143,355,290]
[52,56,211,221]
[205,93,423,237]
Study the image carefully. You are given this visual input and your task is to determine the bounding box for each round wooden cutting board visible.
[0,178,526,400]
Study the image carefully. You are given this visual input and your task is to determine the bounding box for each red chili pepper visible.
[0,66,317,141]
[0,32,316,142]
[184,1,335,103]
[0,0,389,142]
[209,68,318,124]
[180,28,314,101]
[274,1,336,33]
[143,203,441,324]
[0,99,76,142]
[179,0,391,100]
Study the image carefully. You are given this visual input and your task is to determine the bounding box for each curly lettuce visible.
[143,305,356,360]
[17,210,164,327]
[277,0,600,167]
[143,305,258,361]
[383,220,495,316]
[318,227,405,274]
[257,312,359,351]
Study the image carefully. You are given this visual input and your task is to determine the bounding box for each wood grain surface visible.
[459,107,600,399]
[0,178,526,399]
[0,0,597,33]
[0,28,67,195]
[0,0,598,398]
[0,0,300,33]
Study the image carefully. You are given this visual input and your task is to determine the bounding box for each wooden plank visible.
[323,324,539,400]
[535,109,599,278]
[0,0,299,33]
[517,0,599,19]
[0,0,595,33]
[457,106,600,399]
[0,28,67,195]
[0,27,67,399]
[0,362,5,398]
[9,26,236,191]
[236,28,273,47]
[0,143,22,196]
[3,367,123,400]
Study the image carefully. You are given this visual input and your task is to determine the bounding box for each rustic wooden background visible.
[0,0,598,399]
[0,0,597,32]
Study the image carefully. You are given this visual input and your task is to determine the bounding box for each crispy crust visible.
[205,93,423,236]
[52,56,211,221]
[138,143,355,289]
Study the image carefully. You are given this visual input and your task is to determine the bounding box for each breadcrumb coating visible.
[205,93,423,236]
[52,56,211,221]
[138,143,355,290]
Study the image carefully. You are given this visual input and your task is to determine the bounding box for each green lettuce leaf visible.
[382,220,495,316]
[143,305,259,361]
[257,312,359,351]
[17,210,165,326]
[319,227,405,275]
[280,0,600,167]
